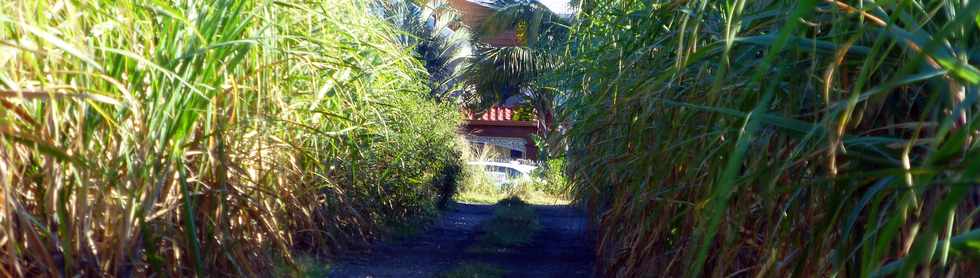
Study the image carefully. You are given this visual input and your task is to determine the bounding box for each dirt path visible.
[328,203,594,277]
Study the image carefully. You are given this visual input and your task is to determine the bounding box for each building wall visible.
[461,121,539,160]
[447,0,519,46]
[447,0,490,30]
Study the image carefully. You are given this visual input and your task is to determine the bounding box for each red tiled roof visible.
[466,106,512,121]
[465,106,535,122]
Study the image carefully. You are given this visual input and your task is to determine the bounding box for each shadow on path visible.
[328,202,594,277]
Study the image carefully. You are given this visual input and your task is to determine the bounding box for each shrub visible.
[529,158,569,196]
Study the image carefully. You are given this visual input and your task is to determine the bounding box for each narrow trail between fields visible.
[328,203,595,277]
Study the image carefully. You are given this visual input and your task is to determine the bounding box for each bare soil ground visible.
[328,203,594,277]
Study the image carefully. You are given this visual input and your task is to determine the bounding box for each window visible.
[510,150,524,159]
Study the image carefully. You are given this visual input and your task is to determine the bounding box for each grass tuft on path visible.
[441,262,507,278]
[481,197,541,247]
[465,197,542,255]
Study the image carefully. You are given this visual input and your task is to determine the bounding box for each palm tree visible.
[467,45,558,125]
[376,0,475,103]
[466,0,569,135]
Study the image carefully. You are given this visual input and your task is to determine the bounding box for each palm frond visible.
[479,0,568,46]
[376,0,475,102]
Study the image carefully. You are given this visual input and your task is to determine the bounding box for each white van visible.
[466,161,538,187]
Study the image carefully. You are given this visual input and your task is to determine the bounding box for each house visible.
[462,106,540,160]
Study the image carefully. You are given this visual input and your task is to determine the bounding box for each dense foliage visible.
[0,0,462,276]
[557,0,980,277]
[376,0,475,103]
